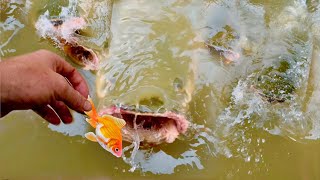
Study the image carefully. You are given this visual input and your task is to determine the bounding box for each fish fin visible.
[84,95,98,128]
[85,118,97,128]
[85,132,97,142]
[102,115,126,129]
[99,125,120,139]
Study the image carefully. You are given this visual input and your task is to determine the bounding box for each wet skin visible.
[0,50,92,124]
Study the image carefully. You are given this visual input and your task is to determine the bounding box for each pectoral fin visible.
[85,132,98,142]
[102,115,126,129]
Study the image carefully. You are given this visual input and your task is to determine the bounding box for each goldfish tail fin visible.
[86,118,98,128]
[84,95,98,128]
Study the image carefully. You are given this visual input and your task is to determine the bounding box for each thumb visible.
[53,74,92,113]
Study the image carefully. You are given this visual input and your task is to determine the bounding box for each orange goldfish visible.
[84,97,126,157]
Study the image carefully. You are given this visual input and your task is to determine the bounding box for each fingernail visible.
[83,100,92,111]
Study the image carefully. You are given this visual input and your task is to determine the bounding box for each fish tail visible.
[84,96,98,128]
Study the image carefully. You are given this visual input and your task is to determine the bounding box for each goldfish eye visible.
[115,148,119,152]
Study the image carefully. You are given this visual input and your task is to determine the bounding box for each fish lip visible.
[115,154,122,158]
[99,105,189,144]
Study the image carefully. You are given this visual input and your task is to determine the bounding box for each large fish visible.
[36,17,99,70]
[35,0,113,70]
[95,0,196,144]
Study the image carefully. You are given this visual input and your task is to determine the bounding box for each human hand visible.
[0,50,92,125]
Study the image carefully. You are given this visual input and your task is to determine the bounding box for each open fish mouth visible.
[50,18,99,70]
[36,12,193,145]
[36,17,99,70]
[99,105,189,145]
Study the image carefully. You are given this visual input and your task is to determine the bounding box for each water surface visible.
[1,0,320,179]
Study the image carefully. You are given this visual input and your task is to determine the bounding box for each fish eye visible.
[115,148,119,152]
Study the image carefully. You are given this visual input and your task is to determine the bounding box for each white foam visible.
[35,11,57,39]
[60,17,86,41]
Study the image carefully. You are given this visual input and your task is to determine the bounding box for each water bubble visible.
[245,156,251,162]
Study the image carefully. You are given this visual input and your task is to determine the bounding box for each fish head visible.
[97,86,191,145]
[110,140,122,158]
[95,123,123,158]
[40,17,99,70]
[96,137,122,158]
[95,12,198,144]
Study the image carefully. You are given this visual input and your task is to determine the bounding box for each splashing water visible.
[2,0,320,178]
[35,0,112,55]
[126,111,141,172]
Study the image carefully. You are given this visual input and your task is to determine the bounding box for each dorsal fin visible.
[102,115,126,129]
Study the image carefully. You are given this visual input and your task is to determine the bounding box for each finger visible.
[54,74,92,113]
[33,105,61,125]
[50,101,73,124]
[45,50,90,97]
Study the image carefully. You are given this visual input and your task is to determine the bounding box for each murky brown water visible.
[1,0,320,179]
